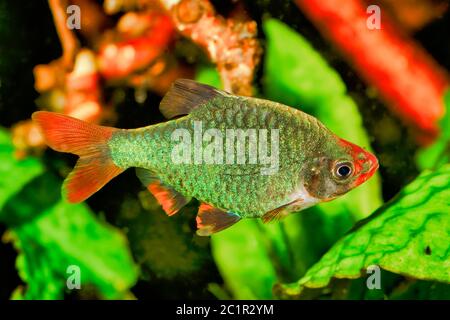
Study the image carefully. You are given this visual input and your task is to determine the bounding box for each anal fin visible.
[196,203,241,236]
[136,168,190,216]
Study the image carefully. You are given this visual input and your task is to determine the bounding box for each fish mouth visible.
[354,150,379,186]
[365,151,379,178]
[339,137,379,186]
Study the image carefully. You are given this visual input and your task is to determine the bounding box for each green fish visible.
[33,79,378,236]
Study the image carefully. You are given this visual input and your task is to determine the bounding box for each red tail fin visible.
[32,111,124,203]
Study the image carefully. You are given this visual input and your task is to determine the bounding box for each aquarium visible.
[0,0,449,306]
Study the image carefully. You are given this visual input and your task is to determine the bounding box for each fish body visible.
[110,97,319,217]
[33,79,378,235]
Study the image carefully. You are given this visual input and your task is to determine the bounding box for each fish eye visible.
[333,161,353,180]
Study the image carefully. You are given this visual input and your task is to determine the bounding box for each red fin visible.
[196,203,241,236]
[136,168,190,216]
[32,111,124,203]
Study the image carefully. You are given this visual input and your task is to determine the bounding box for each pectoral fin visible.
[262,198,304,223]
[196,203,241,236]
[262,207,289,223]
[136,168,191,216]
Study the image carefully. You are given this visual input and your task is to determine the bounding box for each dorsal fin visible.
[159,79,228,119]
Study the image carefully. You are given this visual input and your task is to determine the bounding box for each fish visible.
[32,79,379,236]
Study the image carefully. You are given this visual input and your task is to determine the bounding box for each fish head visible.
[303,137,378,201]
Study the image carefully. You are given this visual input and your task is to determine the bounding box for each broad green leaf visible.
[0,128,44,216]
[211,220,279,299]
[9,195,138,299]
[279,165,450,298]
[416,89,450,170]
[263,18,382,219]
[0,129,138,299]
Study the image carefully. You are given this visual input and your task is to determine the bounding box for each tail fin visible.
[32,111,124,203]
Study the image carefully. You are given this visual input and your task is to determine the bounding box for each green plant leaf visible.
[0,128,138,299]
[9,196,138,299]
[211,220,280,299]
[278,164,450,298]
[263,18,382,220]
[0,128,44,217]
[416,89,450,170]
